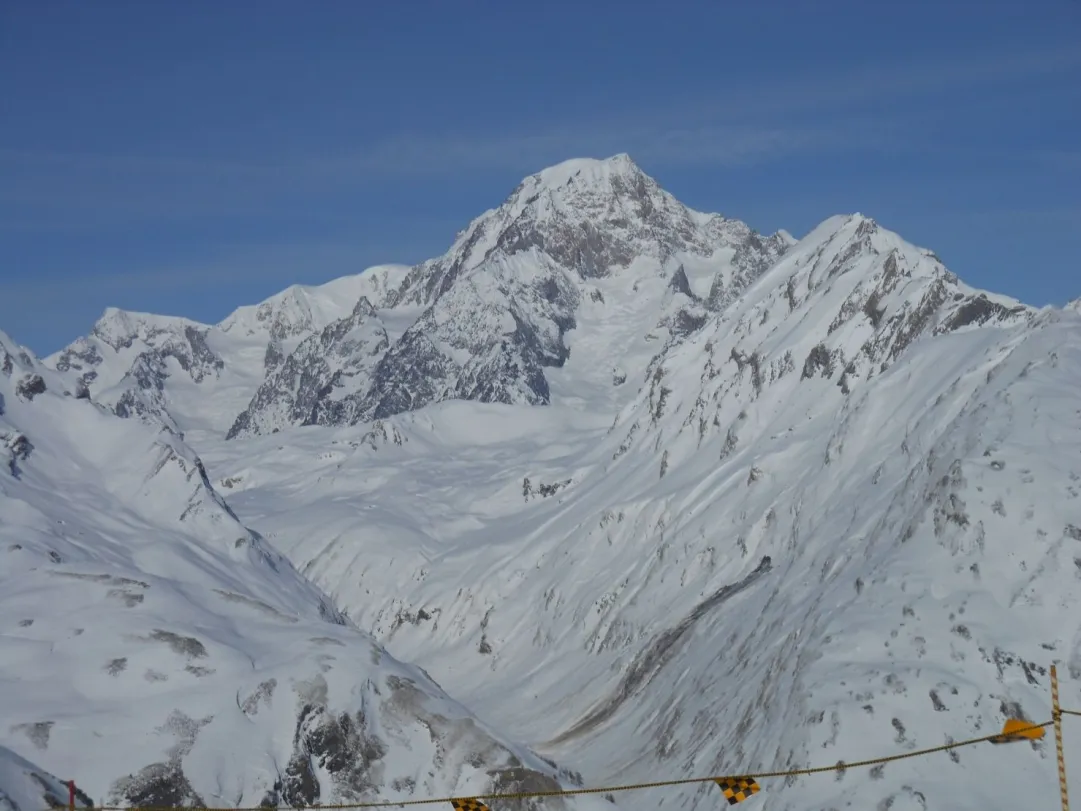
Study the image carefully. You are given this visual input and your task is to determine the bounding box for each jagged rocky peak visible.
[779,213,1032,357]
[52,307,222,393]
[397,154,791,307]
[491,154,777,272]
[508,153,661,220]
[226,295,391,439]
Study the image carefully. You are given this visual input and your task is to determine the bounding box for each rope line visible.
[72,719,1066,811]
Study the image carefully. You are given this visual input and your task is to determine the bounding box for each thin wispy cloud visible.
[699,42,1081,122]
[3,42,1074,231]
[2,237,441,299]
[1031,150,1081,171]
[0,123,881,228]
[307,119,896,176]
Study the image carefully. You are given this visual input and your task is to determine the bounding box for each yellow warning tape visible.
[73,719,1064,811]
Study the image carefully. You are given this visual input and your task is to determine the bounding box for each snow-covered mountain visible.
[47,266,412,436]
[339,154,792,428]
[14,154,1081,811]
[49,156,790,440]
[0,331,610,811]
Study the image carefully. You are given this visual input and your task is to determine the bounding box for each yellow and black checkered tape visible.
[449,799,490,811]
[715,777,760,805]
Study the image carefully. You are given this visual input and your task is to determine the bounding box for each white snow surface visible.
[9,155,1081,811]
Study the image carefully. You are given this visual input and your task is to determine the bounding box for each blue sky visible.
[2,0,1079,355]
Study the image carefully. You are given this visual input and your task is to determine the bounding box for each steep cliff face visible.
[226,297,391,438]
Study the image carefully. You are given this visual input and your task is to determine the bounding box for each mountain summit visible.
[44,154,792,439]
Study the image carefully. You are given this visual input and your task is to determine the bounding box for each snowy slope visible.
[201,214,1081,811]
[218,266,409,348]
[0,332,612,811]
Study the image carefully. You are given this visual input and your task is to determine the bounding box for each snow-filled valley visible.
[4,155,1080,811]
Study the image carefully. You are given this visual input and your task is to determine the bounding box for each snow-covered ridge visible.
[45,266,413,435]
[219,266,409,340]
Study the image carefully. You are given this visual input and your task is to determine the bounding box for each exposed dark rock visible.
[109,761,206,809]
[485,767,568,811]
[145,630,208,659]
[15,375,46,401]
[5,432,33,477]
[939,294,1026,332]
[802,343,834,380]
[668,307,709,338]
[668,265,698,300]
[53,341,103,373]
[284,702,389,803]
